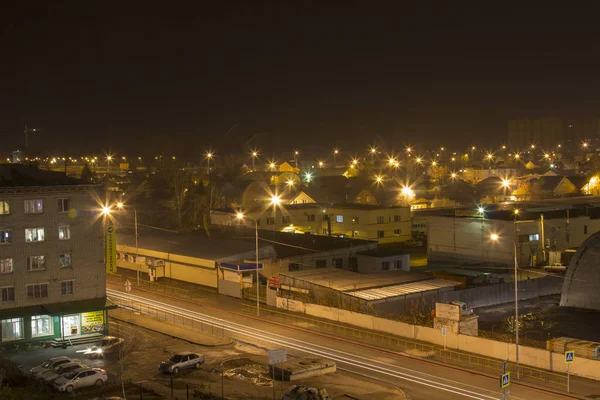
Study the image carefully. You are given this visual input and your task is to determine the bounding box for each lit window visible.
[352,217,359,224]
[31,315,53,337]
[24,199,43,214]
[1,287,15,302]
[1,317,23,341]
[529,234,540,241]
[25,227,45,242]
[58,225,71,240]
[0,258,13,274]
[61,281,74,295]
[59,253,72,268]
[336,215,344,223]
[0,201,9,215]
[0,229,12,244]
[27,255,46,271]
[57,198,70,213]
[26,283,48,299]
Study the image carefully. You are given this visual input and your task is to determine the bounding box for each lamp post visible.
[251,151,258,171]
[206,152,213,175]
[236,213,260,317]
[107,155,113,173]
[117,202,140,286]
[490,233,520,377]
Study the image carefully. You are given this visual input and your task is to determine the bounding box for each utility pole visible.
[24,124,41,150]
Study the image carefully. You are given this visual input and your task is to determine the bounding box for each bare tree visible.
[169,168,189,228]
[110,322,143,399]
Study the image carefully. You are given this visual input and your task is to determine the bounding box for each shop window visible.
[382,262,390,271]
[27,283,48,299]
[376,216,384,224]
[27,255,46,271]
[1,287,15,302]
[0,229,10,244]
[0,201,9,215]
[24,199,43,214]
[1,318,23,341]
[57,198,70,213]
[0,258,13,274]
[58,225,71,240]
[59,253,72,268]
[25,227,45,242]
[61,281,74,295]
[31,315,53,337]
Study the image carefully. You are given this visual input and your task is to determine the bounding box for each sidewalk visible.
[109,308,232,347]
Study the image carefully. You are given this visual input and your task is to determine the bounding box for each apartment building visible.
[211,203,412,244]
[0,165,107,345]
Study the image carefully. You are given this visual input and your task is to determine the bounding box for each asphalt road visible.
[107,286,580,400]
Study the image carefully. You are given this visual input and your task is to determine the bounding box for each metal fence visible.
[240,303,567,389]
[110,296,226,338]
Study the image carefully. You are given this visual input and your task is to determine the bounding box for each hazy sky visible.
[2,2,599,155]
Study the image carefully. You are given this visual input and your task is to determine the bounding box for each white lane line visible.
[108,290,502,400]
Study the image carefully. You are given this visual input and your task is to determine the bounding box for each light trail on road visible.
[107,289,512,399]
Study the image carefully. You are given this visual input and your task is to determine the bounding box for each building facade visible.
[211,203,412,244]
[0,173,107,345]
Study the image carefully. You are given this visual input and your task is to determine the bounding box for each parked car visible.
[53,367,107,392]
[40,362,84,384]
[159,352,204,374]
[544,263,567,272]
[82,336,124,358]
[30,357,72,378]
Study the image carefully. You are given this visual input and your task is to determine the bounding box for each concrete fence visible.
[276,296,600,381]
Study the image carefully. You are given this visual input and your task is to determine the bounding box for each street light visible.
[333,148,339,166]
[236,213,261,317]
[117,202,140,286]
[318,160,324,168]
[490,233,520,375]
[251,151,259,171]
[106,155,113,173]
[206,152,213,175]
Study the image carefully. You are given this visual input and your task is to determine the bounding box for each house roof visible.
[0,164,80,187]
[302,176,375,205]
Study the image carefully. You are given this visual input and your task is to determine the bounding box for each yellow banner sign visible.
[106,224,117,273]
[82,311,105,334]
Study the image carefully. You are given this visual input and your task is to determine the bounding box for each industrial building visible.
[561,231,600,311]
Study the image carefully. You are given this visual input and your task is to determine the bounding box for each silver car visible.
[53,367,107,392]
[30,357,72,378]
[40,362,84,385]
[159,352,204,374]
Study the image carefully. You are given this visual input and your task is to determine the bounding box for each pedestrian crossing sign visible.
[565,351,575,364]
[501,373,510,388]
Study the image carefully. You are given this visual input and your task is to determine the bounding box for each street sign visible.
[105,224,117,274]
[125,279,132,293]
[268,276,281,288]
[501,373,510,388]
[441,327,448,337]
[565,350,575,364]
[268,348,287,365]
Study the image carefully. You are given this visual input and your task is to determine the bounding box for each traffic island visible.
[270,357,336,381]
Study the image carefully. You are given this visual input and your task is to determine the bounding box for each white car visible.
[53,367,107,392]
[30,357,72,378]
[40,362,84,384]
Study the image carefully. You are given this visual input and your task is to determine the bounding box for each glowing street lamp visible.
[374,175,384,185]
[333,148,340,165]
[502,179,511,188]
[101,206,111,215]
[269,162,276,172]
[270,195,281,206]
[251,150,259,170]
[582,141,589,150]
[388,157,396,166]
[490,233,499,241]
[318,160,324,168]
[369,147,377,155]
[206,151,213,175]
[530,144,536,149]
[106,155,113,173]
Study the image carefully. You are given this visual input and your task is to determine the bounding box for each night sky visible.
[2,3,600,156]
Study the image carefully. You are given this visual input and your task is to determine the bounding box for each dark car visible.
[82,336,124,358]
[159,352,204,374]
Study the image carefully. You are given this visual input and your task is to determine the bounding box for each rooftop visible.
[0,164,79,187]
[356,247,409,258]
[345,279,460,302]
[280,268,431,292]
